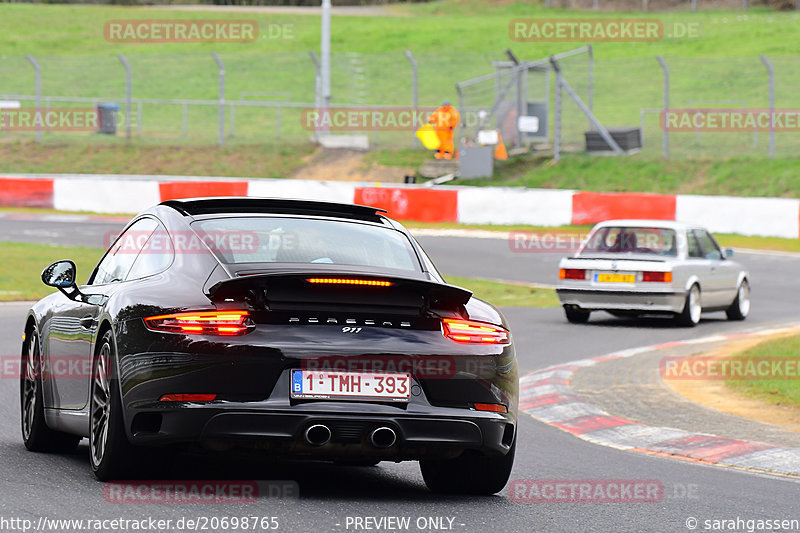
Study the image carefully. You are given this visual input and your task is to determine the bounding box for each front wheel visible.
[675,284,702,327]
[726,280,750,321]
[20,326,81,453]
[420,434,516,495]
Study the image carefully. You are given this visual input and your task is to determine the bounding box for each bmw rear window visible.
[192,217,421,272]
[581,226,678,256]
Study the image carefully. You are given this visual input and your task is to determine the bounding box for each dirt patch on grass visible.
[291,148,412,182]
[664,334,800,431]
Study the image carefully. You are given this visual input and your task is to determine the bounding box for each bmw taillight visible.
[641,271,672,283]
[559,268,586,280]
[442,319,509,344]
[144,310,252,336]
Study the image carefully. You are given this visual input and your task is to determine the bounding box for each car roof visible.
[591,219,702,232]
[161,197,387,223]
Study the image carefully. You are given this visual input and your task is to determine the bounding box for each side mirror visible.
[725,248,734,259]
[41,260,96,303]
[42,260,77,288]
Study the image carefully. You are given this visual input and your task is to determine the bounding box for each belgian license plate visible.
[290,370,410,402]
[595,272,635,283]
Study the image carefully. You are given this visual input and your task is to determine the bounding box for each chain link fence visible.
[2,50,800,157]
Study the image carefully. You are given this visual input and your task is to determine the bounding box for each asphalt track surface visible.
[0,215,798,533]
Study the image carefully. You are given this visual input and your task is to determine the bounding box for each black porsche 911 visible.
[21,197,517,494]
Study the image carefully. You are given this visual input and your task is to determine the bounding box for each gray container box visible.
[458,145,494,179]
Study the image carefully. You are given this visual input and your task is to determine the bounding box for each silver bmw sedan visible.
[556,220,750,326]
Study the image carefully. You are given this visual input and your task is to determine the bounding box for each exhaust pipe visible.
[304,424,332,446]
[369,427,397,448]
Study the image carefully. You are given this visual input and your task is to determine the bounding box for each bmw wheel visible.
[676,284,702,327]
[726,280,750,321]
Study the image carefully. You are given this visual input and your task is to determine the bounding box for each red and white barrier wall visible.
[2,174,799,239]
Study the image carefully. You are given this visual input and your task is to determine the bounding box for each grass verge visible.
[450,154,800,199]
[0,241,558,307]
[445,275,560,308]
[726,334,800,407]
[0,242,103,302]
[405,221,800,254]
[0,141,314,178]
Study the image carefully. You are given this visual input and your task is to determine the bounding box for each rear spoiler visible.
[206,271,472,313]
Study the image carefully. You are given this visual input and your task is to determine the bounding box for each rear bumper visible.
[127,403,515,459]
[556,288,686,313]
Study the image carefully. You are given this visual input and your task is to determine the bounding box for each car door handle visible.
[79,315,96,329]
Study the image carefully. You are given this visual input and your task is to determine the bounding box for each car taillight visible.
[144,310,252,336]
[474,403,508,413]
[159,394,217,402]
[442,319,509,344]
[642,271,672,283]
[306,278,392,287]
[559,268,586,280]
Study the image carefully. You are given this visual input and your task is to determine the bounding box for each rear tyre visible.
[20,326,81,453]
[90,329,137,481]
[675,284,702,327]
[564,306,590,324]
[726,280,750,321]
[420,434,516,495]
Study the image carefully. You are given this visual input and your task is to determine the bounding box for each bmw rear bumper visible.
[556,287,686,313]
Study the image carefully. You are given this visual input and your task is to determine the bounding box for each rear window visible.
[192,217,420,272]
[581,226,678,256]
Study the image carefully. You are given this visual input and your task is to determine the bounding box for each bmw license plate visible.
[290,370,410,402]
[594,272,635,283]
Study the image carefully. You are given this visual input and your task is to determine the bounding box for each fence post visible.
[211,52,225,146]
[743,0,748,9]
[691,0,697,10]
[321,0,331,108]
[182,103,188,138]
[593,0,599,9]
[309,51,322,141]
[656,55,669,158]
[405,50,420,147]
[553,58,562,162]
[588,44,594,130]
[760,54,775,158]
[25,55,42,143]
[642,0,648,10]
[118,54,132,143]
